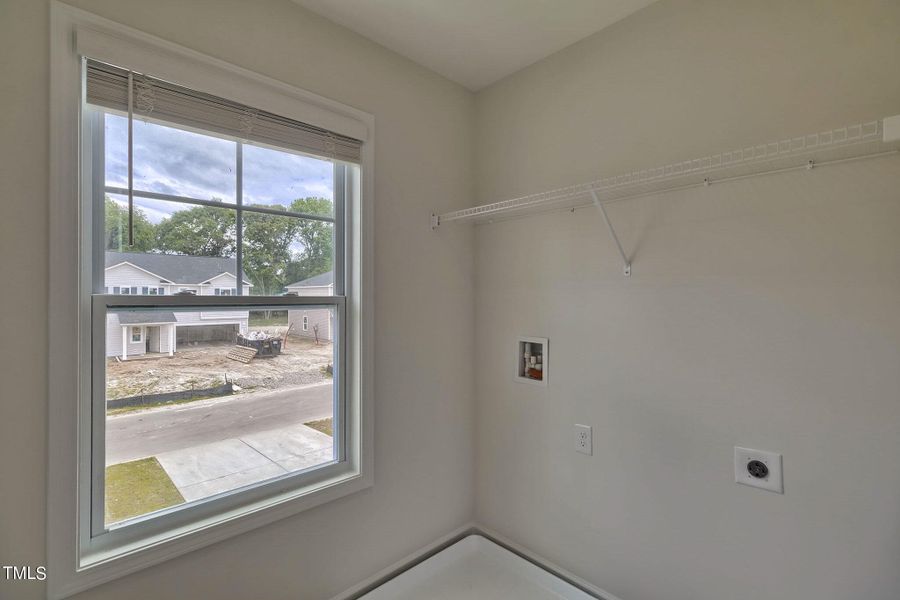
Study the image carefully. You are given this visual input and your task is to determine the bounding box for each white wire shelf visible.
[432,117,900,230]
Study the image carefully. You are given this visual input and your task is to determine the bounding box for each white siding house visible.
[105,252,252,358]
[285,271,334,343]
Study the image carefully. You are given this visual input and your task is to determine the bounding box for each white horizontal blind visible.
[85,59,363,163]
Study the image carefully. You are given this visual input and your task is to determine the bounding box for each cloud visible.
[105,114,334,210]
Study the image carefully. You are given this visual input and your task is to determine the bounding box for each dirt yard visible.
[106,329,333,400]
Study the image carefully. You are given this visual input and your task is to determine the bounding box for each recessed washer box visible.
[516,336,548,386]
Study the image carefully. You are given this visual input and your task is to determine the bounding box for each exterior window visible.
[81,53,361,565]
[49,13,370,594]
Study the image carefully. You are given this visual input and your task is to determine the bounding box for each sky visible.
[105,114,334,224]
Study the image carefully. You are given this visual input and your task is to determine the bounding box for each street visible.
[106,383,333,464]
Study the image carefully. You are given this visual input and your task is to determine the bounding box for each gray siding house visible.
[105,252,253,359]
[285,271,334,343]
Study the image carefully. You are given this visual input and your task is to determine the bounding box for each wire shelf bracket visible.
[431,115,900,276]
[590,190,631,276]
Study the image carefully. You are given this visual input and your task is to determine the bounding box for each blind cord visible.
[127,71,134,247]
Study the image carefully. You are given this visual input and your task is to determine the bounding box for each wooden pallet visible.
[226,345,258,364]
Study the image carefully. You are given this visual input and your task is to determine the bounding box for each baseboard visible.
[327,521,621,600]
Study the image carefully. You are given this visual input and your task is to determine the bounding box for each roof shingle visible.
[105,252,250,285]
[285,271,334,288]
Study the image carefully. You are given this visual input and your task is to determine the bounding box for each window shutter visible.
[85,59,363,163]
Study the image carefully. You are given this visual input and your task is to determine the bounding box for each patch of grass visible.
[106,395,220,416]
[249,310,288,326]
[304,418,333,437]
[105,457,184,525]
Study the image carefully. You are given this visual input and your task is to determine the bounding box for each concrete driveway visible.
[155,424,333,502]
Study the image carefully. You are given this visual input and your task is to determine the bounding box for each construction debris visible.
[226,345,259,364]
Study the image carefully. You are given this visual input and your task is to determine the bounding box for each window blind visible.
[85,59,363,163]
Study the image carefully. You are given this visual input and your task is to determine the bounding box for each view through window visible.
[92,106,343,527]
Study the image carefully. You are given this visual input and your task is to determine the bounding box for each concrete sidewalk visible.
[155,422,333,502]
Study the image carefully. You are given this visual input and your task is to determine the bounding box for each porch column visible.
[121,326,128,360]
[168,324,174,356]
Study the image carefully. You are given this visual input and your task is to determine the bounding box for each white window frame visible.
[48,4,374,599]
[130,326,143,343]
[303,315,310,331]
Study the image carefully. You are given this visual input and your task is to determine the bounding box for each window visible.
[303,315,309,331]
[48,10,372,594]
[87,57,354,523]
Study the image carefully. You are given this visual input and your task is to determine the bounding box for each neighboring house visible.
[105,252,253,359]
[284,271,334,343]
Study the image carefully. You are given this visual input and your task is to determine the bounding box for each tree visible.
[105,197,156,252]
[283,197,334,285]
[242,207,302,295]
[103,195,334,297]
[155,204,236,257]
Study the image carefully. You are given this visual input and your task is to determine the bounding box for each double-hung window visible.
[48,8,372,596]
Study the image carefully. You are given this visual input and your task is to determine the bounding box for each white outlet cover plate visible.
[575,424,592,456]
[734,447,783,493]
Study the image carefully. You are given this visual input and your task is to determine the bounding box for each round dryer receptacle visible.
[747,460,769,479]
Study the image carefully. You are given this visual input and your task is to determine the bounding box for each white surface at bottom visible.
[360,534,595,599]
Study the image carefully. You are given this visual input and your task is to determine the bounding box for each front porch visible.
[117,312,178,360]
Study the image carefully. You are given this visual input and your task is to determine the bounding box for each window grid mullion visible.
[236,141,243,296]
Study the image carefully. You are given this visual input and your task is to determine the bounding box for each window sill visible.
[59,466,371,599]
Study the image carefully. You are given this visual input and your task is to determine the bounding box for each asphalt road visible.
[106,383,334,464]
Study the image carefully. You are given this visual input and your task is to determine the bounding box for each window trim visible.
[48,4,374,598]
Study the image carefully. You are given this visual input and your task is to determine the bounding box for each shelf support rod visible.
[590,190,631,277]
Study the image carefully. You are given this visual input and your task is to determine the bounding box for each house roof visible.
[285,271,334,288]
[105,252,251,285]
[117,311,177,325]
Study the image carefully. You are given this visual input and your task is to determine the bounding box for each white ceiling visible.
[291,0,657,91]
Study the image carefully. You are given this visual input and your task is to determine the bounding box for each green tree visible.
[243,207,302,295]
[283,197,334,285]
[105,197,156,252]
[154,204,236,257]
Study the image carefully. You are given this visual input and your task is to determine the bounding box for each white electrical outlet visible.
[734,447,783,493]
[574,424,592,455]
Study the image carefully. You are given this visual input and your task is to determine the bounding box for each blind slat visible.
[85,59,363,163]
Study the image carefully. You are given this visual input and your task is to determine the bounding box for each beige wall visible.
[473,1,900,600]
[0,1,474,598]
[3,0,900,599]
